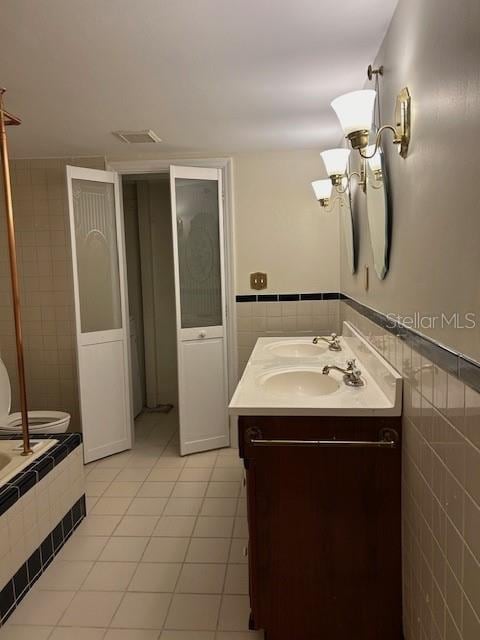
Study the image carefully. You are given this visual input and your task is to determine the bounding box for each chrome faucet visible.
[322,359,364,387]
[313,333,341,351]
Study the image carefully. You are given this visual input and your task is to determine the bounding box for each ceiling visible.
[1,0,398,158]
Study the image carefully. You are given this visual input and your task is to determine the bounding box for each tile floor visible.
[0,411,263,640]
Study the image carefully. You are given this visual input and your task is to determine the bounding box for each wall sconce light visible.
[366,144,383,181]
[311,178,345,213]
[331,67,411,159]
[320,149,350,187]
[320,148,365,194]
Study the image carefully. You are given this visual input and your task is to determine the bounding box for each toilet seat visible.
[0,358,70,434]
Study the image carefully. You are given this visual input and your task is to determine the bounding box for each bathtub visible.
[0,438,57,487]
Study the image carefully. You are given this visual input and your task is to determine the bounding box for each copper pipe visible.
[0,88,31,456]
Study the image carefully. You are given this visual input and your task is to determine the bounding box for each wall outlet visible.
[250,272,267,290]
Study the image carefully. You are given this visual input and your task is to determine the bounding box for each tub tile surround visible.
[0,157,105,431]
[236,294,341,375]
[1,411,263,639]
[0,434,86,626]
[340,302,480,639]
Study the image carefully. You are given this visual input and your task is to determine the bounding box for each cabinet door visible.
[241,416,402,640]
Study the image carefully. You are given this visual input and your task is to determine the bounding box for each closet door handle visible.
[198,330,207,338]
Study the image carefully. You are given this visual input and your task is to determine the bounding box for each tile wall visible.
[341,302,480,640]
[0,157,104,429]
[236,298,340,375]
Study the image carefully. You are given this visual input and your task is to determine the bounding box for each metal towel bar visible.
[248,428,399,449]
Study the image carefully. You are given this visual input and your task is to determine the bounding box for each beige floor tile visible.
[224,564,249,594]
[58,536,109,562]
[86,468,120,482]
[154,457,186,469]
[229,540,248,564]
[75,515,122,537]
[153,516,196,537]
[60,591,123,627]
[165,594,221,630]
[164,497,203,516]
[127,497,168,516]
[110,592,171,629]
[206,483,240,498]
[99,537,149,562]
[81,561,137,591]
[142,537,189,563]
[104,630,160,640]
[93,452,133,469]
[160,632,215,640]
[172,482,208,498]
[215,456,242,468]
[193,517,234,538]
[90,497,133,516]
[161,633,215,640]
[115,468,151,482]
[128,562,181,592]
[217,595,251,631]
[236,499,247,517]
[233,517,248,538]
[179,468,212,482]
[200,498,238,517]
[137,482,175,498]
[85,481,110,497]
[37,560,93,590]
[186,538,231,563]
[211,468,243,482]
[0,626,52,639]
[147,468,182,482]
[103,481,142,497]
[7,590,75,626]
[49,628,107,639]
[176,563,226,594]
[114,515,159,537]
[184,454,218,468]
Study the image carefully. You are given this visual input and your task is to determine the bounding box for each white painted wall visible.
[233,151,340,294]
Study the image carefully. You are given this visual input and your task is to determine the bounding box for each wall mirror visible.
[340,188,356,274]
[365,144,390,279]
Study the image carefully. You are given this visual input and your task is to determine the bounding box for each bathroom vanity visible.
[229,323,403,640]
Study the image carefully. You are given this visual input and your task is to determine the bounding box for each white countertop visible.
[228,322,403,417]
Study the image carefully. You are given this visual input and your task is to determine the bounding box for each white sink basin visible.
[258,369,340,397]
[265,341,327,358]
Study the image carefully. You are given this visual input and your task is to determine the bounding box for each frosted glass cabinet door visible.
[175,178,222,329]
[71,179,122,333]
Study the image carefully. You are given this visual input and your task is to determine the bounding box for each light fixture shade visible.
[311,179,332,201]
[331,90,376,136]
[320,148,351,177]
[366,145,382,172]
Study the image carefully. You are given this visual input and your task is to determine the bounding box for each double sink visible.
[229,321,403,416]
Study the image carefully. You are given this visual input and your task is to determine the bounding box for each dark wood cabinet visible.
[239,414,403,640]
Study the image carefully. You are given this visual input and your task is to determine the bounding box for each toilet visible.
[0,357,70,435]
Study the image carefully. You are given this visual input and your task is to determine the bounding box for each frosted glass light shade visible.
[366,145,382,173]
[320,148,351,177]
[331,90,376,136]
[311,179,332,201]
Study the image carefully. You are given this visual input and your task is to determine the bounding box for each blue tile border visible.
[0,494,86,625]
[235,291,340,302]
[342,295,480,394]
[0,433,82,517]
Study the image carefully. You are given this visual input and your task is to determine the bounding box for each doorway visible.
[118,163,236,455]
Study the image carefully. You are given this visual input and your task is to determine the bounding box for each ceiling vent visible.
[113,129,162,144]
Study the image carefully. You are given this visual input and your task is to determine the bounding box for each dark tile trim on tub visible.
[342,295,480,394]
[0,494,86,625]
[0,433,82,517]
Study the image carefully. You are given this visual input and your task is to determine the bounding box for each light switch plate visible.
[250,272,267,290]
